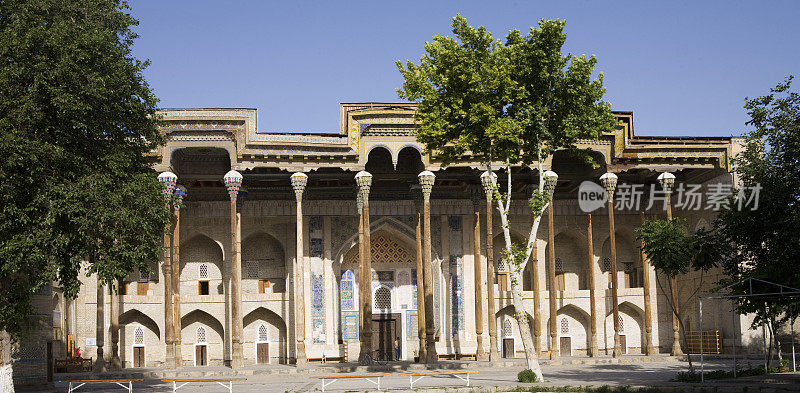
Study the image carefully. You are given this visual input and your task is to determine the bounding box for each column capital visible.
[480,171,496,201]
[355,171,372,201]
[290,172,308,201]
[224,170,243,202]
[418,170,435,200]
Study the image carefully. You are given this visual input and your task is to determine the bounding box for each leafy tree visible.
[0,0,169,388]
[635,218,724,373]
[398,15,615,379]
[715,76,800,367]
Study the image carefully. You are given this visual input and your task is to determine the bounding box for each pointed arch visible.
[243,306,287,363]
[181,309,224,343]
[181,234,225,295]
[241,231,287,294]
[120,309,160,339]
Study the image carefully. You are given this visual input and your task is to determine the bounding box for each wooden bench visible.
[456,353,477,360]
[437,353,457,360]
[162,378,247,393]
[57,378,142,393]
[309,373,390,392]
[398,371,480,388]
[54,357,93,373]
[308,354,346,363]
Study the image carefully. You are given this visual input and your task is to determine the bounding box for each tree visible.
[635,218,724,373]
[0,1,170,389]
[715,76,800,368]
[397,15,615,380]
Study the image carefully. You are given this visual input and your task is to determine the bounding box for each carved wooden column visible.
[545,173,558,360]
[356,171,373,365]
[472,193,487,361]
[290,172,309,365]
[587,214,598,357]
[157,171,177,368]
[658,172,682,356]
[172,185,186,367]
[110,279,120,370]
[418,171,438,363]
[224,170,244,367]
[640,212,656,355]
[413,190,427,362]
[94,276,106,372]
[480,171,500,361]
[600,172,622,357]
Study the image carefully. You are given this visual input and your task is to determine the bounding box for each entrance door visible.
[195,345,207,366]
[559,337,572,357]
[371,319,394,360]
[502,338,515,358]
[257,343,269,364]
[133,346,145,368]
[619,335,627,354]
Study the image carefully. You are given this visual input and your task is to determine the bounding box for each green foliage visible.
[673,365,782,383]
[635,218,724,278]
[517,369,540,383]
[529,189,551,217]
[0,0,169,337]
[396,15,616,167]
[715,76,800,327]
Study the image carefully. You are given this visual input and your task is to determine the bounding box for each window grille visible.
[197,327,207,343]
[560,318,569,334]
[134,327,144,345]
[502,319,513,338]
[374,286,391,310]
[602,257,611,272]
[624,262,633,273]
[258,325,268,342]
[618,316,624,332]
[138,269,150,283]
[199,264,208,279]
[555,258,564,273]
[246,260,259,279]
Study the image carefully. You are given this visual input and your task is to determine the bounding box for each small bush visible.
[517,369,539,383]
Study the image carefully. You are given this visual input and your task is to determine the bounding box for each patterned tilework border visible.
[407,310,419,340]
[342,311,359,341]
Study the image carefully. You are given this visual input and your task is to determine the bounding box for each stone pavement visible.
[26,356,800,392]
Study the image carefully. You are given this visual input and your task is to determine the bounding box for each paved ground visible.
[24,357,800,392]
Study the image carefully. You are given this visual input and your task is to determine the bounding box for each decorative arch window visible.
[134,327,144,345]
[246,260,259,279]
[198,263,210,295]
[560,318,569,334]
[502,319,513,338]
[257,324,268,343]
[196,327,207,343]
[618,316,625,333]
[138,269,150,283]
[602,258,611,272]
[199,263,209,279]
[340,270,355,310]
[374,286,391,310]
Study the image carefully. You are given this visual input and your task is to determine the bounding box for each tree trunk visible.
[0,330,14,393]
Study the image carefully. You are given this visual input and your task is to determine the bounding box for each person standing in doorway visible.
[394,337,401,361]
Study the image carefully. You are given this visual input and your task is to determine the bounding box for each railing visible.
[686,330,721,354]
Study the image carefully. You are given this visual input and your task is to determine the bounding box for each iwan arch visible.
[58,103,751,368]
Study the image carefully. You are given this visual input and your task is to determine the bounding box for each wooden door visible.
[371,319,394,360]
[559,337,571,357]
[196,345,207,366]
[137,282,149,296]
[133,347,145,368]
[257,343,269,364]
[619,335,627,354]
[502,338,515,358]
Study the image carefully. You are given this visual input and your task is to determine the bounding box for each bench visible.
[309,373,390,392]
[58,378,142,393]
[456,353,477,360]
[437,353,457,360]
[307,354,346,363]
[54,357,93,373]
[162,378,247,393]
[398,371,480,388]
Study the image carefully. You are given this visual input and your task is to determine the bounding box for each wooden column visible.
[587,214,598,357]
[419,171,438,363]
[94,277,106,372]
[546,198,558,359]
[291,173,308,365]
[640,212,656,355]
[171,206,182,367]
[162,226,175,368]
[481,173,500,361]
[666,198,683,356]
[607,198,622,357]
[356,171,373,365]
[415,211,427,362]
[357,192,366,360]
[110,279,120,370]
[473,209,487,360]
[363,188,373,358]
[230,196,244,367]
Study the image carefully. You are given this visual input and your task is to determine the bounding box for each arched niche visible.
[243,307,287,364]
[181,234,225,296]
[241,232,286,294]
[546,232,590,291]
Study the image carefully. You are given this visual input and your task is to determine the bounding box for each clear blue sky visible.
[130,0,799,137]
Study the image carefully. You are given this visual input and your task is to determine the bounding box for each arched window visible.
[502,319,513,338]
[246,260,259,279]
[196,327,207,343]
[555,258,564,273]
[602,258,611,272]
[374,286,391,310]
[134,327,144,345]
[560,318,569,334]
[257,324,268,343]
[618,316,624,333]
[199,263,208,279]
